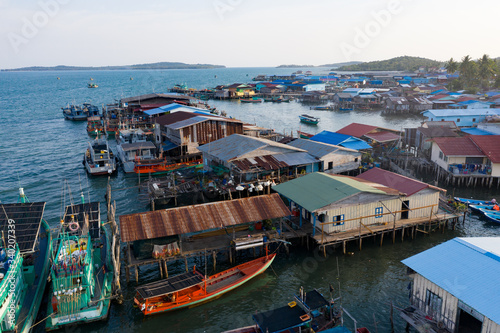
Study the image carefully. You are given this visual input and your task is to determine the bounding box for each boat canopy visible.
[298,289,329,311]
[253,305,311,333]
[136,271,204,299]
[0,202,45,253]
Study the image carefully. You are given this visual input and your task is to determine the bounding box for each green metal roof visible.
[273,172,386,212]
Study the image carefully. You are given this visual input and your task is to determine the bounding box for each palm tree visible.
[459,55,477,90]
[477,54,495,90]
[444,58,458,74]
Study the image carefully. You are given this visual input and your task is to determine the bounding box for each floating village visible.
[2,67,500,333]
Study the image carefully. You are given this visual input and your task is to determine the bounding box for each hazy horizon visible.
[2,0,499,69]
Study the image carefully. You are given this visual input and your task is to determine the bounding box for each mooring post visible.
[380,232,384,247]
[213,251,216,272]
[343,241,346,254]
[164,261,168,278]
[184,257,188,273]
[135,266,139,283]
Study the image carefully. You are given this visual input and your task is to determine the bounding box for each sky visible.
[1,0,499,69]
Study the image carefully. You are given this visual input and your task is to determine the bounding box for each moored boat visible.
[134,253,276,315]
[483,212,500,224]
[240,98,262,103]
[0,188,52,333]
[83,136,117,176]
[454,197,495,206]
[88,83,98,88]
[116,129,158,173]
[87,116,105,136]
[297,130,314,139]
[299,114,320,125]
[134,158,203,175]
[45,201,113,330]
[62,105,87,120]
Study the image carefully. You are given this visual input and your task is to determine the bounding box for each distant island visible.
[321,61,363,68]
[337,56,442,72]
[276,64,315,68]
[2,61,226,71]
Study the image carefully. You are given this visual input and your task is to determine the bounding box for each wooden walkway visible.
[311,210,461,254]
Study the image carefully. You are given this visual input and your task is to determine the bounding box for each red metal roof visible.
[432,137,485,157]
[364,131,400,143]
[119,194,291,242]
[155,111,198,126]
[336,123,377,138]
[356,167,439,196]
[470,135,500,163]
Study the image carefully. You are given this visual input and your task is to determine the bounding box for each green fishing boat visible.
[0,188,52,333]
[45,199,113,331]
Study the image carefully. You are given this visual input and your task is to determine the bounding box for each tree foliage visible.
[337,56,442,72]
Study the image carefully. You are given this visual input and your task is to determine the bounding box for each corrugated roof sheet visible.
[121,94,194,104]
[286,139,358,158]
[121,141,156,151]
[470,135,500,163]
[402,237,500,324]
[119,193,291,242]
[364,131,400,143]
[357,167,441,196]
[198,134,304,162]
[432,137,485,157]
[417,127,459,138]
[422,108,500,117]
[273,152,318,165]
[272,172,387,212]
[460,128,494,136]
[310,131,371,150]
[336,123,377,138]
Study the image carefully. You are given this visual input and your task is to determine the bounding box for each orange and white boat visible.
[134,253,276,315]
[133,158,203,175]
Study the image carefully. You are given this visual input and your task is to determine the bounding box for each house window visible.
[375,207,383,218]
[354,158,359,162]
[333,214,344,226]
[439,151,444,160]
[444,156,448,162]
[328,161,333,169]
[457,118,460,123]
[472,118,476,122]
[426,290,443,317]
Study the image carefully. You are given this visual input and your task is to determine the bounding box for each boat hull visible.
[136,254,276,316]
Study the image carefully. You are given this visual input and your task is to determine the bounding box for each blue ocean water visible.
[0,68,498,333]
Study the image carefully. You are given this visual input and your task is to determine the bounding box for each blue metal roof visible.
[144,103,210,116]
[422,109,500,117]
[460,128,494,135]
[310,131,371,150]
[402,237,500,324]
[162,139,178,151]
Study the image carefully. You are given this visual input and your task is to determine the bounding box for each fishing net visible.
[152,242,180,259]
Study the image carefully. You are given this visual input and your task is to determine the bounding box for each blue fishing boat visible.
[469,204,496,213]
[0,188,52,333]
[483,212,500,224]
[454,197,494,206]
[62,105,87,120]
[299,114,320,125]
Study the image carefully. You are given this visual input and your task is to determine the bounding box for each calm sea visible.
[0,68,498,333]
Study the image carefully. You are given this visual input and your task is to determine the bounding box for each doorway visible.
[401,200,410,219]
[457,309,482,333]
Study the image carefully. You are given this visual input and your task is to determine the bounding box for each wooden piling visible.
[185,257,188,272]
[380,232,384,247]
[343,241,346,254]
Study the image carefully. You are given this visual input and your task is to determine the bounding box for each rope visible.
[28,313,53,330]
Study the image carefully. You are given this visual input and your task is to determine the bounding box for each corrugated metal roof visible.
[198,134,304,162]
[119,193,291,242]
[461,128,495,136]
[310,131,350,145]
[356,167,441,196]
[336,123,377,138]
[121,94,194,104]
[364,131,400,143]
[273,152,318,165]
[470,135,500,163]
[417,127,459,138]
[287,138,358,158]
[402,237,500,324]
[432,137,485,157]
[272,172,387,212]
[422,108,500,117]
[166,116,211,130]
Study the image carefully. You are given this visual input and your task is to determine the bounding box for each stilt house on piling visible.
[272,169,445,237]
[401,237,500,333]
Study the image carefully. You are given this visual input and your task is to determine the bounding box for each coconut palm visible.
[477,54,496,89]
[444,58,458,74]
[459,55,477,89]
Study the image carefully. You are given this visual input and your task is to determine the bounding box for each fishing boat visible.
[0,188,52,333]
[134,158,203,175]
[297,130,314,139]
[45,200,113,330]
[116,129,158,173]
[299,114,320,125]
[83,135,117,176]
[87,83,98,88]
[62,105,87,121]
[240,98,262,103]
[311,105,333,111]
[471,204,498,213]
[82,103,100,117]
[483,212,500,224]
[134,253,276,316]
[87,116,105,136]
[223,287,368,333]
[454,197,494,206]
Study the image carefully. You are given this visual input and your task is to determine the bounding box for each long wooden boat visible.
[469,204,496,212]
[454,197,494,206]
[484,212,500,224]
[240,98,262,103]
[297,130,314,139]
[134,253,276,315]
[299,114,320,125]
[134,158,203,175]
